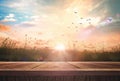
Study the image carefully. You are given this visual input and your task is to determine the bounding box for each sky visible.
[0,0,120,49]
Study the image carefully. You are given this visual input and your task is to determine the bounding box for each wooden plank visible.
[0,62,120,71]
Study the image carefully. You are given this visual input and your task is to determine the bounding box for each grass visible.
[0,37,120,61]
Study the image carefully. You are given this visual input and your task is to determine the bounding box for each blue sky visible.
[0,0,32,25]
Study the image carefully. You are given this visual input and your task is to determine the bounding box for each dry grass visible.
[0,38,120,61]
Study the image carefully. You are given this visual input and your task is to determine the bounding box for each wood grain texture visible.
[0,62,120,71]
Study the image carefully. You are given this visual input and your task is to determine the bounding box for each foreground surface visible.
[0,62,120,81]
[0,62,120,71]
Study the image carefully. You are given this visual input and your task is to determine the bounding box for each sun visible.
[54,44,66,51]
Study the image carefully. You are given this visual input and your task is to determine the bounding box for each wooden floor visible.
[0,62,120,71]
[0,62,120,81]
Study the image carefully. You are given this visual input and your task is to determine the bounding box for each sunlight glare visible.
[55,44,66,51]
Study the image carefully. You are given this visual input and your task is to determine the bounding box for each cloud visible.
[0,24,10,31]
[1,0,109,18]
[5,0,32,10]
[19,21,35,27]
[16,15,41,27]
[77,19,120,41]
[95,21,120,34]
[1,14,16,22]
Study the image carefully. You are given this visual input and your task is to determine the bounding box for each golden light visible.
[54,44,66,51]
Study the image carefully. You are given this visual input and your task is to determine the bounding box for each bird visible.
[80,17,83,19]
[79,23,82,24]
[74,11,78,14]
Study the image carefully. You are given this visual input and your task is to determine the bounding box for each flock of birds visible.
[74,11,112,25]
[66,11,113,32]
[56,10,114,41]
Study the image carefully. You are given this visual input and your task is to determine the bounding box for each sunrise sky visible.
[0,0,120,49]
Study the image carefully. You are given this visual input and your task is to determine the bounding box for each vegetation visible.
[0,38,120,61]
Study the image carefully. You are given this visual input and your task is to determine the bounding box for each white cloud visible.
[6,14,14,18]
[18,21,36,27]
[1,14,16,22]
[30,15,40,21]
[6,0,36,11]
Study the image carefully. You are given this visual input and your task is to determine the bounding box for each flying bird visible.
[74,11,78,14]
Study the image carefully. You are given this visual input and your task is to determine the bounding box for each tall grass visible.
[0,37,120,61]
